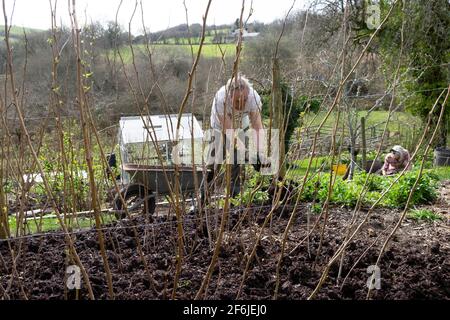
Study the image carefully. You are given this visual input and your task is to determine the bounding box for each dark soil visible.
[0,203,449,300]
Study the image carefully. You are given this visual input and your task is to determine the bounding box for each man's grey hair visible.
[225,73,252,92]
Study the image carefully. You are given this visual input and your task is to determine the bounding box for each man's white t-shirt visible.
[210,85,262,130]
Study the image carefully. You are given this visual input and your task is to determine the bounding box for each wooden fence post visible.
[386,129,390,149]
[361,117,367,170]
[272,57,285,178]
[0,173,8,239]
[411,124,416,151]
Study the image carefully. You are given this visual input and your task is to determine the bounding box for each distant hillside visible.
[0,25,44,36]
[148,23,230,41]
[0,25,44,44]
[134,22,265,45]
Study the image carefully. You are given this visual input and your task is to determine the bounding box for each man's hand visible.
[253,153,271,172]
[253,154,262,172]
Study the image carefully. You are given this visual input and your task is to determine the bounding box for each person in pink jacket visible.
[382,145,412,175]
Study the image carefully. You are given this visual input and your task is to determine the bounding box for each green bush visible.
[296,95,322,114]
[380,170,439,208]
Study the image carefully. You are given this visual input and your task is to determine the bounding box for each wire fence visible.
[290,118,421,157]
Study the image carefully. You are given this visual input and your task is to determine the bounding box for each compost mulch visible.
[1,203,448,300]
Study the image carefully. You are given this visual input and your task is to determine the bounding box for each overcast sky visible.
[2,0,308,34]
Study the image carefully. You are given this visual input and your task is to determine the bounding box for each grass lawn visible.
[286,154,450,182]
[286,156,333,179]
[304,110,421,133]
[434,166,450,180]
[8,211,118,236]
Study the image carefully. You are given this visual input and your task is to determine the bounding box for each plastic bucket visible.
[434,148,450,166]
[332,164,348,175]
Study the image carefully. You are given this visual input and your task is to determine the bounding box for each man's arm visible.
[249,110,263,131]
[218,111,238,154]
[220,112,233,131]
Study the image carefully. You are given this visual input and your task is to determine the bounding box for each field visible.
[109,43,238,63]
[303,110,422,133]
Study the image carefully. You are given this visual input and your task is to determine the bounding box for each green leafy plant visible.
[231,168,270,206]
[3,181,13,194]
[380,170,439,208]
[295,169,439,209]
[311,203,322,214]
[298,173,364,207]
[178,279,192,288]
[407,209,442,222]
[29,127,114,212]
[352,171,384,192]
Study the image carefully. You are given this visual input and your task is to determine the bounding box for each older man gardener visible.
[203,74,266,201]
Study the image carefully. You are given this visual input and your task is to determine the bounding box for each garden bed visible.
[0,202,448,300]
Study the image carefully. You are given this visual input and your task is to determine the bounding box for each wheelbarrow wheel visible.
[114,184,156,219]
